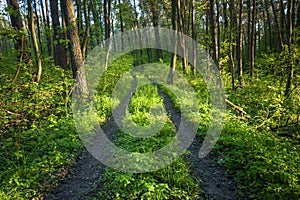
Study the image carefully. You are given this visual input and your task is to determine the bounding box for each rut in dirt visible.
[45,85,241,200]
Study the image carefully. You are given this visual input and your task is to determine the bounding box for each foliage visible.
[0,57,82,199]
[93,57,200,199]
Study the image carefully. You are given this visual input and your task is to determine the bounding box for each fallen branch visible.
[0,108,21,116]
[225,99,250,118]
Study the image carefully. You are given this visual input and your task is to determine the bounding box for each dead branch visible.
[225,99,250,118]
[0,108,21,116]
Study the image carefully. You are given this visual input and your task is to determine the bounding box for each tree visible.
[209,0,218,68]
[285,0,295,96]
[28,0,42,82]
[50,0,68,69]
[168,0,177,84]
[62,0,89,97]
[6,0,29,61]
[237,0,244,86]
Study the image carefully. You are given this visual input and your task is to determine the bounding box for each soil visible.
[44,87,242,200]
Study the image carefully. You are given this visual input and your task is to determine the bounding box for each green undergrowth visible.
[216,117,299,199]
[0,119,81,199]
[167,68,299,199]
[0,56,82,199]
[212,74,299,199]
[94,70,201,199]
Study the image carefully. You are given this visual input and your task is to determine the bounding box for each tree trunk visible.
[264,0,272,51]
[75,0,82,36]
[28,0,42,82]
[237,0,244,86]
[81,0,90,57]
[169,0,177,84]
[45,0,53,56]
[285,0,295,96]
[209,0,219,68]
[279,0,286,44]
[150,1,162,61]
[178,0,188,72]
[216,0,220,63]
[62,0,89,98]
[191,0,196,74]
[250,0,256,77]
[104,0,111,69]
[118,0,124,51]
[50,0,68,69]
[33,0,42,51]
[270,0,284,50]
[229,0,235,89]
[6,0,29,61]
[90,0,101,45]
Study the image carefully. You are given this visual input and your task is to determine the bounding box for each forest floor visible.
[44,89,241,200]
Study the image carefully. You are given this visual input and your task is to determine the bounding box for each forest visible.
[0,0,299,199]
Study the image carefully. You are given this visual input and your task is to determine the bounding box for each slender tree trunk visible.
[50,0,68,69]
[229,0,235,89]
[279,0,286,44]
[237,0,244,86]
[285,0,295,96]
[250,0,256,77]
[260,0,267,52]
[62,0,89,98]
[76,0,82,35]
[206,0,210,69]
[45,0,53,56]
[216,0,220,63]
[118,0,124,51]
[247,0,251,63]
[264,0,272,51]
[150,1,162,61]
[209,0,219,68]
[191,0,197,74]
[28,0,42,82]
[33,0,42,50]
[81,0,90,57]
[6,0,29,61]
[60,0,71,69]
[132,0,143,65]
[270,0,283,50]
[90,0,101,45]
[177,0,188,72]
[169,0,177,84]
[104,0,111,69]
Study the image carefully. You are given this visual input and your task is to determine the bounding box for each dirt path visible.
[45,88,241,199]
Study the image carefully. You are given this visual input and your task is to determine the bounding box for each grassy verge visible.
[0,57,82,199]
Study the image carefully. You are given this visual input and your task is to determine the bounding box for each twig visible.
[0,108,21,116]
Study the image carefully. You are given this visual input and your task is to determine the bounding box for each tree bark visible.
[62,0,89,98]
[45,0,53,56]
[169,0,177,84]
[150,0,162,61]
[191,0,196,74]
[90,0,101,45]
[285,0,295,96]
[209,0,219,68]
[28,0,42,82]
[81,0,90,57]
[264,0,272,51]
[50,0,68,69]
[250,0,256,77]
[6,0,29,61]
[237,0,244,86]
[229,0,235,89]
[270,0,284,50]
